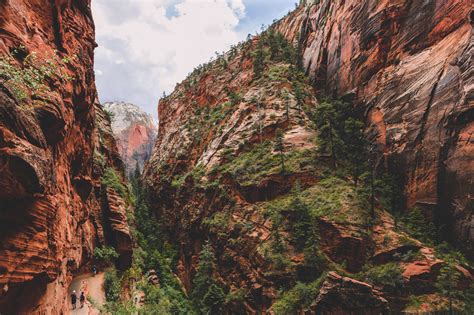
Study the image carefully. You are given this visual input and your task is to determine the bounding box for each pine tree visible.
[283,89,290,121]
[253,41,265,79]
[312,101,342,168]
[192,241,225,314]
[436,260,463,314]
[287,194,312,250]
[274,129,285,173]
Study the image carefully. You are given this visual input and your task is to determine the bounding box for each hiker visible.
[80,291,85,308]
[71,290,77,310]
[92,264,97,276]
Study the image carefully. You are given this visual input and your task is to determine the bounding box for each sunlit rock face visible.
[276,0,473,258]
[0,1,131,313]
[103,102,157,174]
[143,1,473,313]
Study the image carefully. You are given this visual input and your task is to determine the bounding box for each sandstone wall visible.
[276,0,473,257]
[0,1,131,313]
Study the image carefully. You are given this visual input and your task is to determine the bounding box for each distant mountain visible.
[103,102,157,174]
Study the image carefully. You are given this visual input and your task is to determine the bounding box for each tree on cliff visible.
[253,40,265,79]
[274,129,286,173]
[436,260,463,314]
[192,241,225,313]
[312,100,343,168]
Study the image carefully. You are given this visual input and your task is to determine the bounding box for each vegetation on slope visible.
[116,20,473,315]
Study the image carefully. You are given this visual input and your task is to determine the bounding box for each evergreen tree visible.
[253,41,265,79]
[312,101,343,168]
[283,90,290,121]
[267,29,280,60]
[274,129,286,173]
[436,260,463,314]
[287,194,312,250]
[192,241,225,314]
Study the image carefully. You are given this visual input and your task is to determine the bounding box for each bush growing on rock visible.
[94,245,119,264]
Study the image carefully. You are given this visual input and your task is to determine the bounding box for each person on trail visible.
[92,265,97,276]
[80,292,85,308]
[71,290,77,310]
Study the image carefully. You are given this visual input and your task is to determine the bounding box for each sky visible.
[92,0,296,117]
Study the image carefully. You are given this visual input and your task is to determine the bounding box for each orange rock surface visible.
[276,0,473,257]
[0,1,131,313]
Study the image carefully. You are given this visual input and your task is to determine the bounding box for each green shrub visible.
[361,263,404,293]
[272,275,326,315]
[399,207,437,244]
[104,268,121,302]
[94,246,119,264]
[0,51,72,106]
[102,167,128,198]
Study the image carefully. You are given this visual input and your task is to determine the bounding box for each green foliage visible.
[191,241,226,314]
[171,165,207,189]
[274,129,286,173]
[0,51,73,106]
[130,172,196,314]
[436,260,463,312]
[226,88,241,106]
[277,186,320,251]
[104,268,121,302]
[102,301,138,314]
[203,212,229,238]
[359,263,404,293]
[102,167,128,199]
[399,207,437,244]
[272,274,326,315]
[225,288,247,305]
[252,40,265,78]
[94,246,119,264]
[216,140,314,185]
[311,99,366,173]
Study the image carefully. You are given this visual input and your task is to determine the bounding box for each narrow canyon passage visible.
[0,0,472,314]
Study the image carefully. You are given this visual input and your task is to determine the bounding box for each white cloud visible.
[92,0,248,116]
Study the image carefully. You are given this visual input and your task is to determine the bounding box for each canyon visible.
[143,0,473,313]
[0,0,472,314]
[0,1,131,313]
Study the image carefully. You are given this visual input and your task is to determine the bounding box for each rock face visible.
[311,272,389,315]
[0,1,131,314]
[275,0,473,257]
[143,2,473,313]
[103,102,157,174]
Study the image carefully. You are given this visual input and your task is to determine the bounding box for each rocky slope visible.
[103,101,157,174]
[276,0,474,258]
[143,2,473,313]
[0,1,131,314]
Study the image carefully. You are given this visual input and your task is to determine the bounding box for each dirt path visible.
[68,272,106,315]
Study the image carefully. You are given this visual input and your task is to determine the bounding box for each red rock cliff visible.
[103,102,157,174]
[275,0,473,257]
[143,2,473,313]
[0,1,132,313]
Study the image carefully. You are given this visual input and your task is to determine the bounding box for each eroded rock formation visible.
[311,272,389,315]
[275,0,474,258]
[103,101,157,174]
[0,1,131,313]
[143,1,473,313]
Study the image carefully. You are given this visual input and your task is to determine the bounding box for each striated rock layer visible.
[103,102,157,174]
[143,1,473,313]
[311,272,389,315]
[275,0,474,257]
[0,1,131,314]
